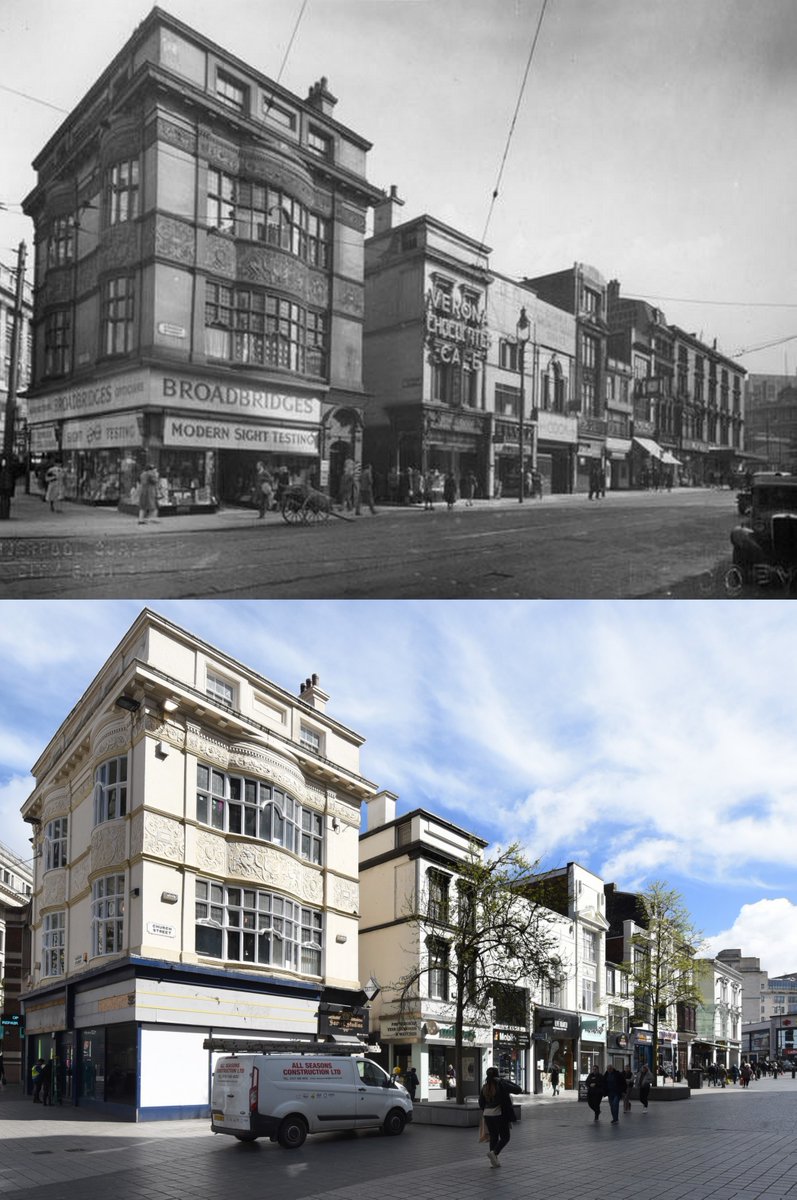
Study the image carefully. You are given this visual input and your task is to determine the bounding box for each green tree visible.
[394,841,561,1104]
[627,881,702,1078]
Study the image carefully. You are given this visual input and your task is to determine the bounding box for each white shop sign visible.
[163,417,319,455]
[61,414,141,450]
[28,371,148,422]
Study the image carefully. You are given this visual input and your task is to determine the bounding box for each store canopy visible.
[633,436,664,459]
[661,451,682,466]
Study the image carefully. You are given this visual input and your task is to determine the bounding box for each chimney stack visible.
[373,184,405,236]
[298,672,329,712]
[365,790,398,830]
[306,76,337,115]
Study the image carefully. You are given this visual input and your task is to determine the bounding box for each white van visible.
[210,1054,413,1148]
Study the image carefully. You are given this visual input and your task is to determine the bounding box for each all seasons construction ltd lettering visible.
[282,1062,342,1077]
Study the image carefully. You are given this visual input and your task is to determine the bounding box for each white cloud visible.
[0,773,36,861]
[703,900,797,977]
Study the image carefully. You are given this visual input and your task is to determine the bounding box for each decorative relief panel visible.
[100,224,140,271]
[186,725,230,768]
[327,794,360,828]
[41,871,67,909]
[228,742,306,798]
[227,841,323,904]
[314,188,334,217]
[307,272,330,308]
[90,823,128,872]
[331,876,359,913]
[131,812,184,863]
[46,271,73,305]
[334,200,366,233]
[205,234,237,278]
[199,129,239,173]
[148,214,195,266]
[302,787,325,815]
[143,713,186,751]
[194,829,227,875]
[42,787,69,820]
[77,256,99,297]
[238,246,307,299]
[70,853,91,897]
[92,719,131,763]
[157,117,196,156]
[238,149,314,208]
[333,279,364,319]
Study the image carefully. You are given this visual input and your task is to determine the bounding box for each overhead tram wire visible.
[478,0,550,258]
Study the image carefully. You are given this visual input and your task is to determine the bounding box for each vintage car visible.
[728,473,797,589]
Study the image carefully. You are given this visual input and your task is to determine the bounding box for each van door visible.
[354,1058,393,1127]
[211,1056,254,1134]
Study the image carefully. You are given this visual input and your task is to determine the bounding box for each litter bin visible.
[687,1068,703,1089]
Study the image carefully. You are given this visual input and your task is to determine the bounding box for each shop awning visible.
[633,436,664,459]
[661,451,682,466]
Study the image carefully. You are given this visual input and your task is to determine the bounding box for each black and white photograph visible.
[1,0,796,596]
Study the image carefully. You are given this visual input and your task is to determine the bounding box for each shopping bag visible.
[479,1116,489,1143]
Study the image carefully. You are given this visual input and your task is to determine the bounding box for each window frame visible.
[94,756,128,824]
[195,877,323,974]
[101,274,135,357]
[195,763,323,865]
[44,308,72,378]
[216,70,248,114]
[47,214,75,268]
[44,816,68,871]
[427,937,450,1001]
[106,158,140,226]
[206,671,235,707]
[91,873,125,958]
[42,910,66,977]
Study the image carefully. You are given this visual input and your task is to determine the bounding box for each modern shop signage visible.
[163,417,319,454]
[317,1003,369,1040]
[580,1017,607,1041]
[61,414,142,450]
[424,1023,477,1042]
[424,287,489,366]
[382,1016,422,1040]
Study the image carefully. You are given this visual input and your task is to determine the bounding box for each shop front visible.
[492,1026,531,1092]
[27,367,336,516]
[533,1007,579,1093]
[580,1016,608,1077]
[536,410,578,494]
[375,1012,489,1102]
[629,1025,653,1073]
[605,436,632,490]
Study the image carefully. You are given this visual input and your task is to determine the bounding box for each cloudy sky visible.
[1,598,796,977]
[2,0,797,375]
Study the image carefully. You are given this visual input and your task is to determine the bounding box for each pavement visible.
[0,486,734,541]
[2,1076,797,1200]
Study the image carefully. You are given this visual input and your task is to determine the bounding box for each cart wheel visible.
[281,501,303,524]
[306,502,330,524]
[723,565,744,597]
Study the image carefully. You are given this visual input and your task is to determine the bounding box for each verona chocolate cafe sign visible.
[425,288,489,366]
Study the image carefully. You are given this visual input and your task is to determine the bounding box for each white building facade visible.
[21,609,376,1118]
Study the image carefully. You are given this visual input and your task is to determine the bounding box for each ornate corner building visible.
[22,8,382,514]
[20,608,377,1118]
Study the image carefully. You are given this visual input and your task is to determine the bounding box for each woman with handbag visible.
[478,1066,516,1168]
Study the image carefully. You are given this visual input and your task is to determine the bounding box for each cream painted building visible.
[21,609,376,1118]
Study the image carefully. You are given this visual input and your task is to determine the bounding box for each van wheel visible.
[277,1115,308,1149]
[233,1133,257,1142]
[382,1108,406,1136]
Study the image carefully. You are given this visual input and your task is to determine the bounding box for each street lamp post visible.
[517,307,531,503]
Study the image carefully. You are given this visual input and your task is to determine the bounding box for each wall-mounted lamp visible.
[331,817,341,832]
[115,695,140,712]
[130,887,140,898]
[155,741,169,759]
[161,891,179,904]
[335,934,347,944]
[162,698,179,714]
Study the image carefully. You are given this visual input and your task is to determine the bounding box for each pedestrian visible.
[623,1067,634,1112]
[603,1063,626,1123]
[356,464,376,515]
[255,460,274,517]
[31,1058,46,1103]
[478,1066,516,1168]
[443,472,457,511]
[636,1062,652,1111]
[740,1062,752,1087]
[422,470,435,511]
[446,1064,456,1099]
[137,463,160,524]
[585,1067,604,1121]
[549,1063,560,1096]
[707,1062,716,1086]
[39,1058,54,1106]
[45,460,65,513]
[464,470,477,506]
[0,1051,6,1088]
[404,1067,419,1101]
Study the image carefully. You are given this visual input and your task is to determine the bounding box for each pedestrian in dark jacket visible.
[478,1066,516,1168]
[637,1062,653,1109]
[443,472,457,511]
[585,1068,604,1121]
[603,1064,627,1123]
[39,1059,54,1106]
[404,1067,419,1100]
